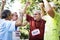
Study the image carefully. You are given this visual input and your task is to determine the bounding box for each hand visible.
[2,0,6,4]
[26,2,30,7]
[2,0,6,3]
[39,3,44,7]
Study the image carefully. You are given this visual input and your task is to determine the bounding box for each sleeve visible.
[26,14,33,22]
[8,21,16,31]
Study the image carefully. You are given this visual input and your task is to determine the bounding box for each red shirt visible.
[26,14,46,40]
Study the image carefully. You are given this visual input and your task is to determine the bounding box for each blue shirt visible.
[0,19,16,40]
[15,26,17,31]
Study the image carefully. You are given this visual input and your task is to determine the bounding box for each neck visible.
[36,18,41,21]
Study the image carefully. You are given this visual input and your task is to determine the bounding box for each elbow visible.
[46,9,55,18]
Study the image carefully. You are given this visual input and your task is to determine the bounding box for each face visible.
[33,12,41,21]
[8,13,12,20]
[12,12,18,21]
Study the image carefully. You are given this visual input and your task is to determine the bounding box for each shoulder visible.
[4,20,16,25]
[41,19,46,23]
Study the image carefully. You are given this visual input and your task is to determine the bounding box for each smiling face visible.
[12,12,18,21]
[33,10,41,21]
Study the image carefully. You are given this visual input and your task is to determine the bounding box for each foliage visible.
[20,0,60,39]
[20,0,60,13]
[20,24,29,39]
[1,0,60,39]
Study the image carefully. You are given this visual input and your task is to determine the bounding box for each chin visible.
[34,18,37,20]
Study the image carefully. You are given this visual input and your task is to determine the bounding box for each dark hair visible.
[1,10,11,19]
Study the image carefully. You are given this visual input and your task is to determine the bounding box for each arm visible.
[23,2,30,14]
[1,0,6,12]
[0,0,6,18]
[15,2,31,27]
[15,13,23,26]
[23,2,33,22]
[43,0,55,18]
[39,3,45,16]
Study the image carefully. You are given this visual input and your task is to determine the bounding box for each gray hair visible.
[33,10,41,14]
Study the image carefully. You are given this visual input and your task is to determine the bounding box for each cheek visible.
[36,15,40,18]
[12,16,18,20]
[33,16,37,19]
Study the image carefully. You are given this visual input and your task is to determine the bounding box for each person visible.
[0,9,23,40]
[0,0,23,39]
[0,0,23,40]
[22,2,46,40]
[11,12,20,40]
[39,0,60,40]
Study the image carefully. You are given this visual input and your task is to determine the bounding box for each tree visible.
[21,0,60,13]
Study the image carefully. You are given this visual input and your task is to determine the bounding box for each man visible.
[39,0,60,40]
[22,2,46,40]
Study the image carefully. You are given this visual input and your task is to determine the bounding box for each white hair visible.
[49,2,56,7]
[33,10,41,14]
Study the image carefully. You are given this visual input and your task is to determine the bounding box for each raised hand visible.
[2,0,6,4]
[39,3,44,7]
[1,0,6,12]
[26,2,30,7]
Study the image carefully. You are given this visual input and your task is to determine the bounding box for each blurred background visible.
[0,0,60,39]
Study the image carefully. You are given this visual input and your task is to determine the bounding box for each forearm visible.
[23,4,28,15]
[15,13,23,26]
[1,4,4,11]
[23,2,30,14]
[43,0,52,11]
[40,7,45,16]
[43,0,55,17]
[0,4,4,18]
[0,0,6,18]
[24,6,27,13]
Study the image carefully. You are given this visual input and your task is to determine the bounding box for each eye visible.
[33,14,38,15]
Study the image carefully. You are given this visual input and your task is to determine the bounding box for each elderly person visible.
[22,2,46,40]
[39,0,60,40]
[11,12,21,40]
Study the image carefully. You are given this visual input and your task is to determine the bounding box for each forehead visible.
[33,10,41,14]
[33,12,40,15]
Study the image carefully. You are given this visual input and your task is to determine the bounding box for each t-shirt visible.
[42,11,60,40]
[0,19,16,40]
[26,14,46,40]
[54,11,60,36]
